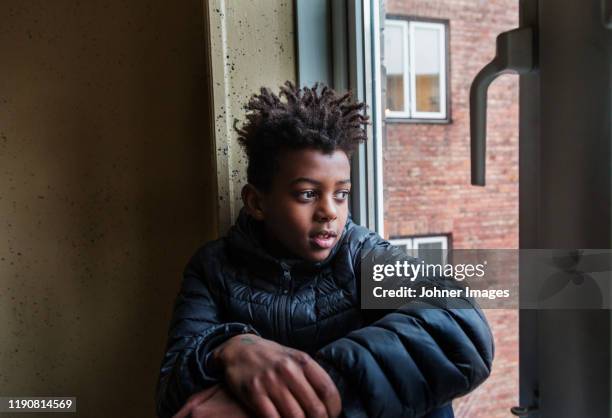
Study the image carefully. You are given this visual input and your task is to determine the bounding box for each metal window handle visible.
[510,405,538,416]
[469,27,535,186]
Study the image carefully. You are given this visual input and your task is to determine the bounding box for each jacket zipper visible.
[279,264,292,345]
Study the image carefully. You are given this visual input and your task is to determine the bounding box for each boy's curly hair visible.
[235,81,369,191]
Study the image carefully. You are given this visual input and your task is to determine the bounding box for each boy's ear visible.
[241,184,266,221]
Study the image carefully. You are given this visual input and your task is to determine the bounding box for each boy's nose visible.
[315,196,338,222]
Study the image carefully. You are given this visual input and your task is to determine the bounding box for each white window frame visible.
[412,235,448,250]
[384,19,448,120]
[409,21,447,119]
[390,235,449,264]
[389,237,414,251]
[384,19,411,119]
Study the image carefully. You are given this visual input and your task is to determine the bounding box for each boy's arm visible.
[155,248,258,418]
[314,232,495,418]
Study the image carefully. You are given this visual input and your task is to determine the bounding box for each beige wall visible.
[0,0,294,416]
[208,0,296,233]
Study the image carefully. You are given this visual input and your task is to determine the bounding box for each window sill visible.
[384,117,452,125]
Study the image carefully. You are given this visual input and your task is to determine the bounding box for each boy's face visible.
[249,148,351,262]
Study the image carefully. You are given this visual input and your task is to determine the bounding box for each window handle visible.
[469,27,535,186]
[510,405,538,416]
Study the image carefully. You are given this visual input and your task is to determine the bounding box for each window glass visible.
[376,5,519,416]
[416,241,442,251]
[385,23,405,113]
[412,25,442,113]
[415,238,447,264]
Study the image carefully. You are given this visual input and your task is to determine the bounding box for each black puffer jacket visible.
[155,209,494,418]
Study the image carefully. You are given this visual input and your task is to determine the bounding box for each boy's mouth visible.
[309,230,338,250]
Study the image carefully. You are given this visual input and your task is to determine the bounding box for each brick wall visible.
[383,1,519,416]
[384,0,519,250]
[452,309,519,417]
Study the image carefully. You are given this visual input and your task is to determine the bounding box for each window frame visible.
[390,234,451,264]
[390,234,450,249]
[384,15,451,124]
[383,19,411,119]
[389,237,414,251]
[412,234,449,250]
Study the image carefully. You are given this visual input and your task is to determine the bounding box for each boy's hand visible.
[171,384,250,418]
[214,334,341,418]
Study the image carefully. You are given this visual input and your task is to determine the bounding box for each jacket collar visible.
[226,207,351,275]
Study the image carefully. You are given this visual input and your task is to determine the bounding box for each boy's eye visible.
[295,189,351,202]
[335,190,351,200]
[297,190,317,201]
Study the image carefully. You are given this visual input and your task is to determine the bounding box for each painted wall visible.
[208,0,296,233]
[0,0,295,416]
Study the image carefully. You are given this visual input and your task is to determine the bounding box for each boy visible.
[155,82,494,418]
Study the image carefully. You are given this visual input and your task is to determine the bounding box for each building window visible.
[390,234,450,265]
[384,18,448,121]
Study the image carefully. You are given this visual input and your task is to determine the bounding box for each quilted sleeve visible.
[154,248,259,418]
[315,232,494,418]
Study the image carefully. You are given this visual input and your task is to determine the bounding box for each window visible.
[390,235,449,265]
[384,19,448,121]
[299,2,521,415]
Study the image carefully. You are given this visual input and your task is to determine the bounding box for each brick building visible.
[382,1,519,416]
